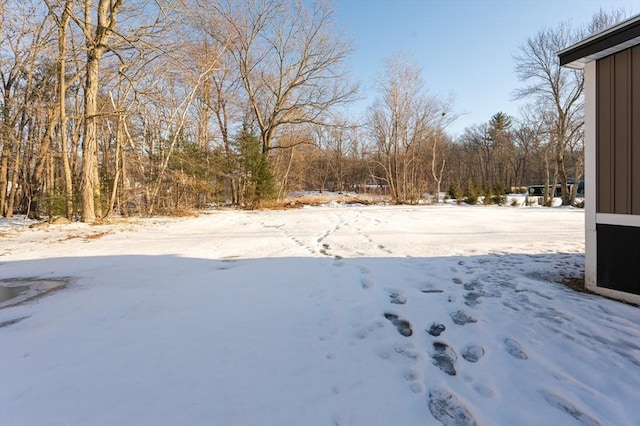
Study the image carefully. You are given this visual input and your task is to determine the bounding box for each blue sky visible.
[332,0,637,136]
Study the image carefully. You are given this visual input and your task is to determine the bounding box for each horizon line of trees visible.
[0,1,629,220]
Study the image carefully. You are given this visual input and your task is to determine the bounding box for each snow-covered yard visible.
[1,204,638,426]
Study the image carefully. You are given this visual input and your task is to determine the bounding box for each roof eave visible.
[558,14,640,69]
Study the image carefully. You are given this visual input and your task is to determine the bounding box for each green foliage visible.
[44,189,68,217]
[481,185,507,205]
[482,186,493,205]
[464,194,478,205]
[165,134,219,209]
[491,194,507,205]
[253,154,276,203]
[170,138,214,181]
[468,184,508,205]
[463,184,479,205]
[235,125,276,206]
[489,112,512,133]
[448,185,464,204]
[492,183,507,195]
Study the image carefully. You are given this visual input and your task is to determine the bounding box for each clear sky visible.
[332,0,638,136]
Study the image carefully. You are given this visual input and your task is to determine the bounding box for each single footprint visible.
[432,342,458,376]
[464,281,482,291]
[403,369,423,393]
[473,383,495,398]
[384,312,413,337]
[461,345,485,362]
[389,291,407,305]
[464,292,481,307]
[427,323,446,337]
[453,277,463,285]
[356,320,384,340]
[357,266,371,274]
[361,277,375,289]
[450,310,477,326]
[504,338,528,360]
[393,343,421,361]
[377,244,392,253]
[428,388,478,426]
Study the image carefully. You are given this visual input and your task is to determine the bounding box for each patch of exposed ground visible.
[555,275,638,307]
[0,277,71,309]
[60,231,110,242]
[557,275,592,294]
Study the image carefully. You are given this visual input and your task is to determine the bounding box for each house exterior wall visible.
[596,45,640,214]
[591,45,640,302]
[559,15,640,304]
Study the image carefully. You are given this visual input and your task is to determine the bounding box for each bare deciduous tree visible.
[44,0,80,219]
[0,0,54,218]
[205,0,359,202]
[66,0,125,221]
[514,22,583,205]
[514,9,628,205]
[368,53,448,203]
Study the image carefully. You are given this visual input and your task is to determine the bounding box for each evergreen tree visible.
[234,124,276,207]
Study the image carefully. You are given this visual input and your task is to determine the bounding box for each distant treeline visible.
[0,1,626,220]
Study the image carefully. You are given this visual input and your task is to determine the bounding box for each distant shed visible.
[559,14,640,304]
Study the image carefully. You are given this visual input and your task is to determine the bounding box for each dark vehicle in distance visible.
[527,180,584,200]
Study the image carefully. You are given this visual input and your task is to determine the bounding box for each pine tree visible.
[234,124,275,207]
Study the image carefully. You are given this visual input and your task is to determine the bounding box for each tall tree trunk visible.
[81,53,100,222]
[0,147,9,216]
[6,141,21,217]
[106,116,124,216]
[0,89,12,216]
[59,2,74,220]
[6,146,20,217]
[278,146,295,201]
[79,0,123,222]
[29,112,56,219]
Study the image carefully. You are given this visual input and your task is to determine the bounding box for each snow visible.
[1,204,638,426]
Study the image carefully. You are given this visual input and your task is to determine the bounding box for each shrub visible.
[464,194,478,205]
[463,184,479,205]
[492,183,507,196]
[482,187,493,205]
[491,194,507,205]
[448,185,464,204]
